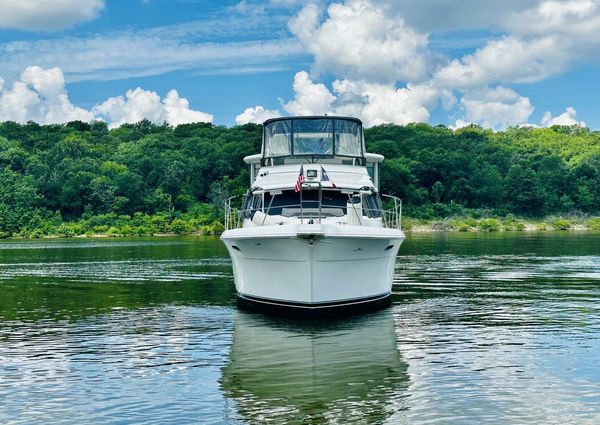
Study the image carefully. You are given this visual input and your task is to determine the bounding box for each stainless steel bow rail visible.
[380,194,402,230]
[224,189,402,231]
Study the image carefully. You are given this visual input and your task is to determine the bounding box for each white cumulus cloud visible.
[93,88,213,129]
[369,0,597,38]
[0,66,213,128]
[271,0,600,130]
[281,71,440,127]
[369,0,540,33]
[433,36,566,89]
[263,0,566,129]
[235,106,281,125]
[0,0,104,31]
[506,0,600,37]
[433,0,600,89]
[289,1,430,83]
[163,90,214,127]
[454,86,534,130]
[541,107,586,127]
[331,79,440,127]
[284,71,336,116]
[278,0,600,129]
[0,66,94,124]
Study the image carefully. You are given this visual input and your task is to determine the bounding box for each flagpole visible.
[299,178,303,224]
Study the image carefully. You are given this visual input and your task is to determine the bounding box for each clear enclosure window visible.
[264,120,292,157]
[263,118,363,159]
[293,119,333,155]
[335,119,362,156]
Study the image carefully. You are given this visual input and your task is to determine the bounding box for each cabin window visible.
[262,190,349,217]
[366,163,375,180]
[243,190,384,220]
[363,193,383,218]
[240,193,264,219]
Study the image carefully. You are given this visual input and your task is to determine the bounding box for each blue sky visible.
[0,0,598,129]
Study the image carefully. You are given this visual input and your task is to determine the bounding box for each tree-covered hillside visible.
[368,123,600,218]
[0,120,599,237]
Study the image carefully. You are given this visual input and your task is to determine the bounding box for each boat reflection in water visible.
[221,310,409,423]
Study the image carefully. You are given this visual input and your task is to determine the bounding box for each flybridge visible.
[243,116,384,190]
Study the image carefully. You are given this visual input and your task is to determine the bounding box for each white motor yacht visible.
[221,116,405,314]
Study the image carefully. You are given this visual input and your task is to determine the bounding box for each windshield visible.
[263,118,363,160]
[293,119,333,155]
[241,190,383,219]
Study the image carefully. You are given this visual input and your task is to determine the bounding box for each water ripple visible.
[0,234,599,424]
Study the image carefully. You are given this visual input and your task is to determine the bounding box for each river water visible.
[0,233,599,424]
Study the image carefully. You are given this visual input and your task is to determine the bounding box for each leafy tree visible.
[0,119,597,236]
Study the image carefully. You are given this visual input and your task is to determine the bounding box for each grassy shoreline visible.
[404,216,600,232]
[1,214,599,239]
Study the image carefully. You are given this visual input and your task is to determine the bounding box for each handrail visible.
[224,196,241,231]
[380,194,402,230]
[299,181,323,224]
[224,192,402,231]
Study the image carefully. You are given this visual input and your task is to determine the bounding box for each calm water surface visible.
[1,233,599,424]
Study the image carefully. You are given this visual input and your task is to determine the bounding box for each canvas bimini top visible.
[261,116,366,165]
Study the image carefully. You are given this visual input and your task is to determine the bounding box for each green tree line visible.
[0,119,598,237]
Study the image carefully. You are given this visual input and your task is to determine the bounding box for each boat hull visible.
[221,224,404,314]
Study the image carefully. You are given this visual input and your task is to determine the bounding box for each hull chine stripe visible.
[238,292,390,309]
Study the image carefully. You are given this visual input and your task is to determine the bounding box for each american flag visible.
[294,164,305,192]
[321,166,336,188]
